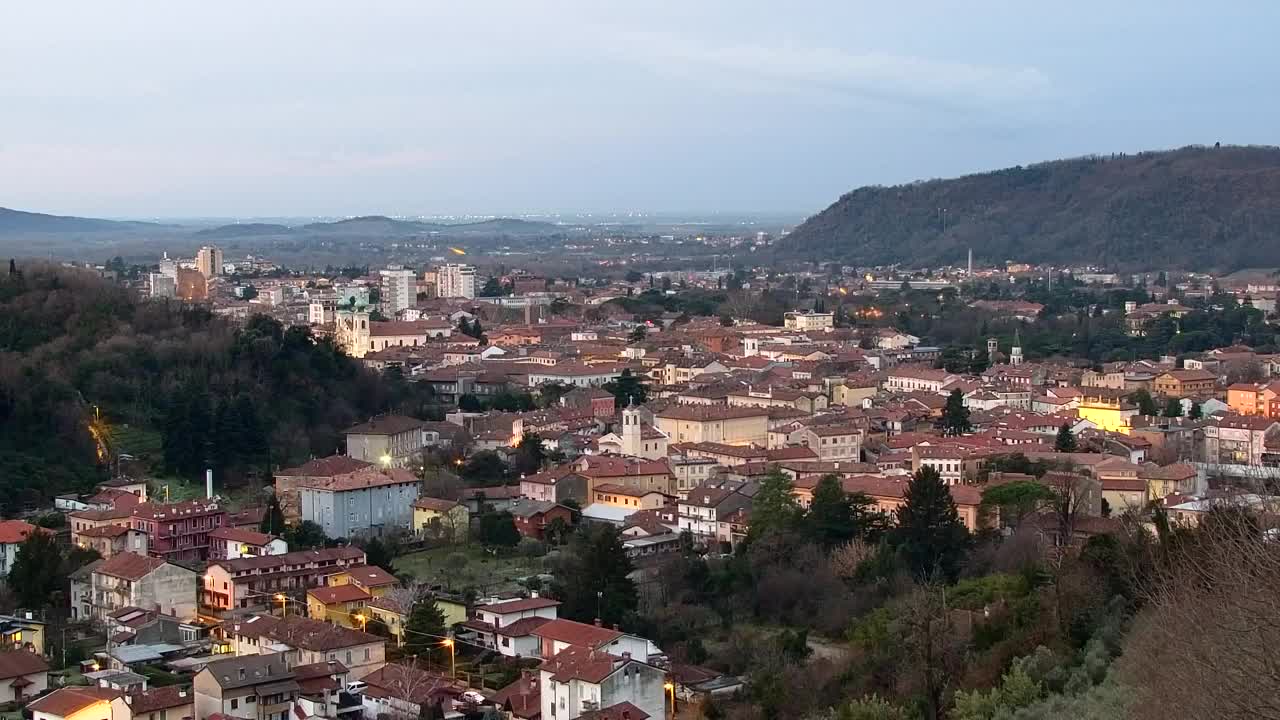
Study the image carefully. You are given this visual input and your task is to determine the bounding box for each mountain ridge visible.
[776,145,1280,271]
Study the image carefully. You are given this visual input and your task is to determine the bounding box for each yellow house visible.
[412,498,470,543]
[327,565,400,597]
[1078,393,1138,434]
[306,584,370,627]
[655,405,770,446]
[0,613,46,655]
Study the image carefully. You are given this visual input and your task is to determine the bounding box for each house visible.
[0,613,46,654]
[655,406,770,447]
[343,415,428,468]
[573,456,676,498]
[412,498,470,542]
[677,488,751,543]
[0,521,43,575]
[192,653,298,720]
[560,388,617,417]
[521,468,591,505]
[526,363,627,389]
[493,671,542,720]
[537,644,666,720]
[0,649,48,701]
[28,686,122,720]
[1142,463,1199,500]
[307,585,371,628]
[74,524,149,559]
[1153,369,1218,399]
[105,606,205,648]
[128,500,228,564]
[328,565,399,597]
[202,547,367,613]
[295,468,421,539]
[77,552,197,623]
[510,501,575,540]
[291,660,361,719]
[883,367,955,393]
[589,485,669,511]
[466,597,561,657]
[359,663,467,720]
[364,596,411,647]
[274,456,374,524]
[222,614,386,679]
[125,684,196,720]
[208,528,287,561]
[791,424,863,462]
[1203,414,1280,466]
[530,619,654,660]
[1101,477,1149,515]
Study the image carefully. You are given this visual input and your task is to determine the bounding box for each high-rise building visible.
[379,266,415,314]
[149,273,176,298]
[159,252,178,279]
[438,264,476,299]
[420,269,439,299]
[195,246,224,278]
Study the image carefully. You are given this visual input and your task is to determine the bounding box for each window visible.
[364,648,370,661]
[346,651,352,664]
[246,696,256,704]
[231,699,239,710]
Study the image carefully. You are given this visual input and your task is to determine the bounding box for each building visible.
[537,644,666,720]
[78,552,197,623]
[0,520,41,576]
[412,498,469,542]
[74,524,149,559]
[208,528,288,561]
[791,424,863,462]
[202,547,367,612]
[379,267,416,314]
[359,664,467,720]
[295,467,420,539]
[125,685,197,720]
[1078,392,1138,435]
[438,264,477,299]
[594,405,669,460]
[468,596,561,657]
[221,615,386,679]
[149,273,176,299]
[510,501,575,540]
[655,405,770,446]
[1203,414,1280,466]
[306,585,370,627]
[1153,369,1218,399]
[274,456,374,525]
[678,487,751,543]
[130,500,227,564]
[0,649,49,702]
[176,269,207,301]
[193,653,297,720]
[196,246,224,278]
[343,416,428,468]
[526,363,627,389]
[783,311,834,332]
[28,686,122,720]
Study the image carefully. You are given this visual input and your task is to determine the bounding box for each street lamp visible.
[354,613,368,630]
[379,454,392,467]
[664,682,676,720]
[274,593,287,616]
[441,637,455,679]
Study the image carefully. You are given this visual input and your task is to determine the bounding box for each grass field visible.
[395,545,551,595]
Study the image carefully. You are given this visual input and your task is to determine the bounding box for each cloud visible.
[607,31,1052,112]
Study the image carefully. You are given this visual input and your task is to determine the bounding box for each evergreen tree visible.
[804,474,855,548]
[403,597,448,657]
[362,537,395,571]
[629,325,647,342]
[604,369,648,408]
[968,348,991,374]
[479,511,520,548]
[1054,423,1078,453]
[1163,397,1183,417]
[261,494,287,535]
[937,389,972,436]
[551,524,637,627]
[1189,402,1203,420]
[1130,389,1159,416]
[512,433,548,476]
[893,466,970,582]
[286,520,328,549]
[9,531,68,609]
[747,469,801,541]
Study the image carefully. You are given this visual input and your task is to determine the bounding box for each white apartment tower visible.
[195,246,223,278]
[438,264,476,299]
[379,266,416,314]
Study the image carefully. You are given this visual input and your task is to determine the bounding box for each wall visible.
[138,564,199,620]
[599,663,666,720]
[300,482,420,538]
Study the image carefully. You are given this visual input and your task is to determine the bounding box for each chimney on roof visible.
[593,618,602,627]
[206,468,214,499]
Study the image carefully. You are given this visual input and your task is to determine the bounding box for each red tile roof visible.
[531,619,623,649]
[344,565,399,588]
[541,644,622,683]
[307,584,371,605]
[127,685,194,713]
[344,415,427,436]
[0,520,42,544]
[413,497,461,512]
[276,455,374,478]
[579,702,650,720]
[209,527,277,545]
[28,686,121,716]
[0,650,48,680]
[298,467,418,492]
[94,552,168,581]
[479,597,561,615]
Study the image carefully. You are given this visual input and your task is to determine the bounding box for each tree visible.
[748,469,801,541]
[479,511,520,548]
[1129,389,1158,416]
[362,537,395,571]
[1188,402,1203,420]
[9,531,68,609]
[512,433,548,476]
[551,524,637,627]
[287,521,328,550]
[981,480,1054,529]
[461,450,510,485]
[937,389,972,436]
[604,369,648,408]
[629,325,648,342]
[625,270,644,283]
[261,494,287,536]
[893,466,970,582]
[457,393,484,412]
[403,597,448,658]
[1055,423,1078,453]
[804,475,856,548]
[1162,397,1183,417]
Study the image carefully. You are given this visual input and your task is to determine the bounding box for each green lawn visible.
[395,545,548,595]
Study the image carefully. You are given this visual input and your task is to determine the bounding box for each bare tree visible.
[893,584,966,720]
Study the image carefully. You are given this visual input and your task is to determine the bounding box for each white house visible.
[538,645,666,720]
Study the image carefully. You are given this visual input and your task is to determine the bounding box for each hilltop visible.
[0,207,172,233]
[776,145,1280,271]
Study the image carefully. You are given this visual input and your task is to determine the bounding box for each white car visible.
[460,691,486,705]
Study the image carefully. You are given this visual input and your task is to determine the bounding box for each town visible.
[0,242,1276,720]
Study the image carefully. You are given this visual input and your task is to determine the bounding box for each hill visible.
[0,207,171,234]
[194,222,293,238]
[300,215,560,236]
[776,145,1280,271]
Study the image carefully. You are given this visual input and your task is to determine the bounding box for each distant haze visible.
[3,1,1278,218]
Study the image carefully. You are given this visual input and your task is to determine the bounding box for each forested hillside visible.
[0,263,433,511]
[777,145,1280,271]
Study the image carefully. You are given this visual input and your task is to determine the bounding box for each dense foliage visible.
[778,145,1280,271]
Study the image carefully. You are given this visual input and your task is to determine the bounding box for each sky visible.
[3,1,1279,219]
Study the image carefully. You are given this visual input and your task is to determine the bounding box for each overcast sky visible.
[3,1,1278,219]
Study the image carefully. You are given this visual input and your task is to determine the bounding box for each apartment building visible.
[379,267,416,314]
[295,467,420,539]
[343,415,427,468]
[73,552,197,623]
[202,547,367,612]
[221,615,386,680]
[437,264,476,299]
[193,653,297,720]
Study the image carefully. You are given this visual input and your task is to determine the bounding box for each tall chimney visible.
[206,468,214,499]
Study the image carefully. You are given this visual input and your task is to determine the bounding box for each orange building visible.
[1227,381,1280,417]
[176,268,208,301]
[1153,369,1218,398]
